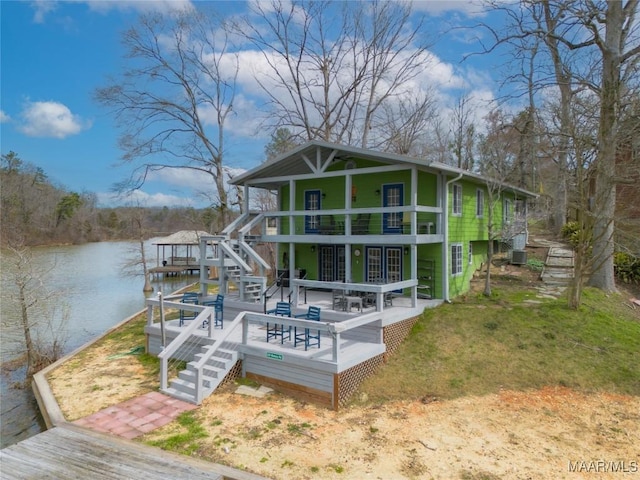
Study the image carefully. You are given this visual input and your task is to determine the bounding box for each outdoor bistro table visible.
[344,295,363,312]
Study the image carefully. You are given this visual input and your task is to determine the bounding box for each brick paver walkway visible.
[73,391,197,440]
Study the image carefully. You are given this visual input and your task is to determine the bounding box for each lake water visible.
[0,241,195,449]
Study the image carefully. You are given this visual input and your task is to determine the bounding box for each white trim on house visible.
[451,243,463,276]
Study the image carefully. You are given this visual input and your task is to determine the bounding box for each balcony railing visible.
[249,206,443,240]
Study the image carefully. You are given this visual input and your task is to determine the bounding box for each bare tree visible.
[374,92,437,155]
[482,0,639,297]
[119,206,154,292]
[450,93,477,171]
[583,0,640,292]
[95,9,239,230]
[477,110,521,296]
[238,0,433,150]
[2,244,68,379]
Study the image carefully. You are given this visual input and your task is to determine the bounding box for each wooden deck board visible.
[0,424,266,480]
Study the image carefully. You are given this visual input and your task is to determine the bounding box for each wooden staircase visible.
[163,344,239,404]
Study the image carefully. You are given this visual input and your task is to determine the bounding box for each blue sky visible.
[1,1,500,208]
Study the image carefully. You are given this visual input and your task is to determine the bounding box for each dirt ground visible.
[50,349,640,480]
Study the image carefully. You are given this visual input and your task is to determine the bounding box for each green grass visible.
[148,411,208,454]
[356,285,640,403]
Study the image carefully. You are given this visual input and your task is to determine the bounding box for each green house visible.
[217,140,536,303]
[145,140,536,408]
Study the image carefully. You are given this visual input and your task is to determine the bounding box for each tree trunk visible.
[18,280,37,378]
[587,2,622,293]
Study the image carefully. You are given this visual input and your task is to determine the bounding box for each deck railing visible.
[260,205,442,239]
[291,278,419,311]
[147,298,387,403]
[152,298,216,391]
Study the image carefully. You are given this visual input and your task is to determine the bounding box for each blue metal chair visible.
[179,292,199,326]
[265,302,292,343]
[202,294,224,328]
[294,306,321,350]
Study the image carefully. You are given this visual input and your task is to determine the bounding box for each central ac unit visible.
[511,250,527,265]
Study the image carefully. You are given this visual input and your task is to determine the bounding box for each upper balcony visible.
[237,206,444,245]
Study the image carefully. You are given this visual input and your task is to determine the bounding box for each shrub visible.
[614,252,640,284]
[560,221,580,247]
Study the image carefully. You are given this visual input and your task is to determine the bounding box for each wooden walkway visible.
[0,424,266,480]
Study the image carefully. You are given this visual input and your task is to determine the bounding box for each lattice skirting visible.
[334,354,384,408]
[217,360,243,389]
[383,316,420,360]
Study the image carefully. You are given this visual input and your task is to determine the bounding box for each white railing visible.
[240,311,384,365]
[190,312,245,404]
[147,301,386,402]
[149,297,216,391]
[291,279,418,310]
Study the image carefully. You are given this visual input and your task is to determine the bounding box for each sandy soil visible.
[50,351,640,480]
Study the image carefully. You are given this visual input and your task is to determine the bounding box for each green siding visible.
[446,180,514,298]
[271,156,526,301]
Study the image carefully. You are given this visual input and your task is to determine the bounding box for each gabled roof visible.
[231,140,537,198]
[153,230,211,246]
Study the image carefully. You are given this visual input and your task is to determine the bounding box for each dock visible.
[149,265,200,278]
[0,423,265,480]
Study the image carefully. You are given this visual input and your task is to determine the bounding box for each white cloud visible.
[30,0,194,23]
[31,0,58,23]
[0,110,11,123]
[412,0,487,18]
[84,0,194,15]
[96,189,195,208]
[18,100,89,138]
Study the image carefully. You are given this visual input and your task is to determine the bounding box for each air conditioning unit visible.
[511,250,527,265]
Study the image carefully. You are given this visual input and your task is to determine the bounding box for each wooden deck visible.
[0,424,266,480]
[145,290,442,408]
[149,265,200,278]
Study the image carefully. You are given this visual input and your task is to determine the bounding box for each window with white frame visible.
[503,198,512,225]
[476,189,484,217]
[452,184,462,216]
[468,242,473,265]
[451,243,463,276]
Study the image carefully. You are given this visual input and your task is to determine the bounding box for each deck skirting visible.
[334,353,385,408]
[383,316,420,360]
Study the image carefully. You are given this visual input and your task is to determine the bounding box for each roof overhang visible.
[230,140,538,198]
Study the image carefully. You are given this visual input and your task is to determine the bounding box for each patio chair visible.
[319,215,336,235]
[332,289,346,311]
[293,306,321,350]
[352,213,371,235]
[202,294,224,329]
[266,301,292,343]
[179,292,199,326]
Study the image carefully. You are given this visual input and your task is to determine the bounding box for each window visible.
[451,243,463,276]
[383,183,403,233]
[476,189,484,217]
[304,190,321,233]
[452,184,462,216]
[503,198,512,225]
[468,242,473,265]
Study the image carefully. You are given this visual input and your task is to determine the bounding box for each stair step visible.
[170,378,197,395]
[187,360,225,377]
[179,369,218,388]
[161,387,197,404]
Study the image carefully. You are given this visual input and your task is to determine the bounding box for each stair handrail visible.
[237,211,266,237]
[262,271,287,312]
[221,211,261,236]
[218,241,251,272]
[156,304,215,391]
[238,239,271,270]
[192,312,245,404]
